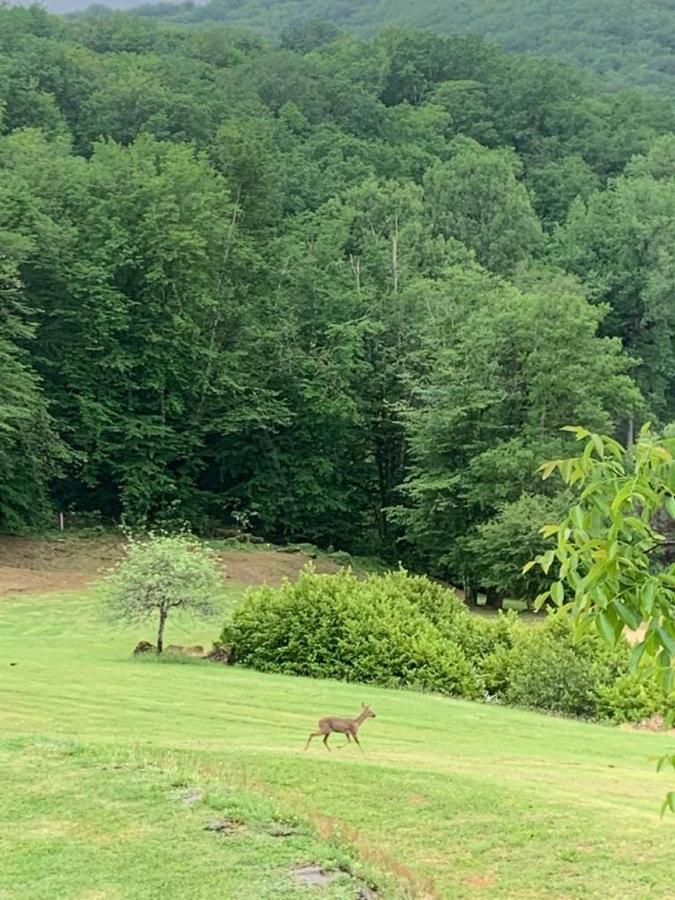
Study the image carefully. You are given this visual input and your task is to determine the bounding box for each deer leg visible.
[353,733,364,753]
[304,731,322,751]
[336,733,351,750]
[322,733,331,752]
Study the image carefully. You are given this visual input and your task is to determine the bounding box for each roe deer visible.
[304,703,376,752]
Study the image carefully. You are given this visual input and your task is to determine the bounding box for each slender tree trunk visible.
[391,215,400,294]
[157,605,168,654]
[627,414,635,450]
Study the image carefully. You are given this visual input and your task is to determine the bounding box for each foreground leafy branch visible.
[527,424,675,809]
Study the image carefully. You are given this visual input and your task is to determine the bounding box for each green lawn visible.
[1,586,674,899]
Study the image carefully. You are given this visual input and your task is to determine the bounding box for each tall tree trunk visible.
[157,605,168,654]
[391,215,400,294]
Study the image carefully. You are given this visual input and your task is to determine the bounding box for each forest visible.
[121,0,675,95]
[2,3,675,599]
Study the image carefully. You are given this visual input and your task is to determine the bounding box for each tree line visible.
[2,5,675,598]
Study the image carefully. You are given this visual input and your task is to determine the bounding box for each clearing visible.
[0,540,674,898]
[0,535,339,597]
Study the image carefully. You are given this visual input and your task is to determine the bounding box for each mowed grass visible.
[1,586,674,899]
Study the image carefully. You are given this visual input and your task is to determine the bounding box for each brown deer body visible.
[304,703,376,752]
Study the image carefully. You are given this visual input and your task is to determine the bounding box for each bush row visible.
[220,569,673,724]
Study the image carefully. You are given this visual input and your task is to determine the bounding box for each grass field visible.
[1,578,674,899]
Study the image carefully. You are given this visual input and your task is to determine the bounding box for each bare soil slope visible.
[0,536,337,597]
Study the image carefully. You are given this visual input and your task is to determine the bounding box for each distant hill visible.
[51,0,674,95]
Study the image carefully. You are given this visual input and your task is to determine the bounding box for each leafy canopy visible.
[105,533,223,650]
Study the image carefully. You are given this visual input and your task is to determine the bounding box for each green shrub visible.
[487,616,634,720]
[596,673,675,725]
[221,569,482,699]
[220,568,669,724]
[502,630,598,718]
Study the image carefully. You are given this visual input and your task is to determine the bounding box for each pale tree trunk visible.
[391,215,400,294]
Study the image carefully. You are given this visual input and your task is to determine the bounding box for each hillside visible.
[107,0,675,95]
[3,2,675,601]
[1,572,674,897]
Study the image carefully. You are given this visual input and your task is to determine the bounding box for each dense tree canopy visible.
[109,0,675,95]
[1,4,673,598]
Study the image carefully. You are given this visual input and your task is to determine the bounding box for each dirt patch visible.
[292,865,339,888]
[0,536,122,597]
[0,535,338,598]
[172,788,204,807]
[218,548,338,586]
[309,811,439,899]
[0,564,94,596]
[463,873,496,889]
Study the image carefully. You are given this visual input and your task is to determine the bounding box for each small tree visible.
[106,534,223,652]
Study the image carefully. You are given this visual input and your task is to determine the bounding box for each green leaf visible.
[660,792,675,818]
[540,550,555,575]
[534,591,550,612]
[538,461,558,480]
[610,482,634,514]
[570,506,585,531]
[521,560,536,574]
[629,641,646,672]
[597,610,618,645]
[550,581,565,605]
[656,626,675,657]
[613,600,641,630]
[642,581,656,615]
[561,426,590,440]
[659,755,675,773]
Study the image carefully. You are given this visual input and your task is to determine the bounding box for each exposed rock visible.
[179,788,204,806]
[206,644,235,665]
[356,888,379,900]
[204,818,239,834]
[292,866,338,887]
[239,533,265,544]
[133,640,155,655]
